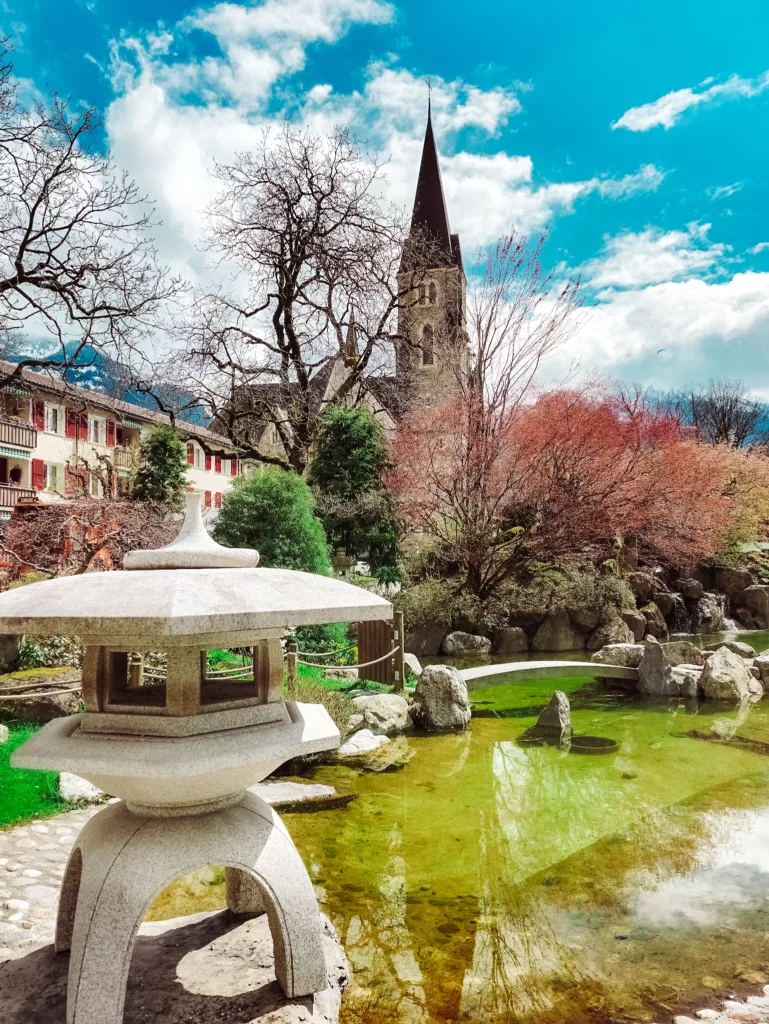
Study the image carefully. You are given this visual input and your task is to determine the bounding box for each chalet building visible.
[244,101,467,460]
[0,361,245,521]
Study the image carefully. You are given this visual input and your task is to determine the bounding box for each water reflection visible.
[287,679,769,1023]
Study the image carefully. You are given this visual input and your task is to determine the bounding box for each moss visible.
[0,666,77,682]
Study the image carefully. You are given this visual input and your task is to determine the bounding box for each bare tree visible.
[0,46,181,388]
[146,124,435,473]
[0,499,177,577]
[642,379,766,448]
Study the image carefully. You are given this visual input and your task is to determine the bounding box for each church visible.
[250,102,468,462]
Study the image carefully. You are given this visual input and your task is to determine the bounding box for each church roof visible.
[408,100,463,271]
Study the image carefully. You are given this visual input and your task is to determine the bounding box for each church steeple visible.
[409,98,453,261]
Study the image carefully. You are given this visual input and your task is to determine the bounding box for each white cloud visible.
[708,182,743,200]
[104,6,666,275]
[557,272,769,379]
[612,70,769,131]
[749,242,769,255]
[580,223,728,290]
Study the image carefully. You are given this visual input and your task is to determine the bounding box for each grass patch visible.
[0,722,69,830]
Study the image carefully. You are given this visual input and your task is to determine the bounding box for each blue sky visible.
[7,0,769,392]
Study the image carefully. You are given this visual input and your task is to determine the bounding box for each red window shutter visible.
[205,454,212,471]
[215,492,222,509]
[66,409,77,439]
[204,490,212,508]
[186,442,194,466]
[106,420,116,447]
[186,486,194,492]
[78,413,88,440]
[31,459,45,490]
[215,455,222,473]
[231,458,238,477]
[33,401,45,430]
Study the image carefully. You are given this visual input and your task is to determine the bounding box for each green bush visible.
[18,635,84,670]
[500,559,635,617]
[213,466,331,574]
[132,426,188,510]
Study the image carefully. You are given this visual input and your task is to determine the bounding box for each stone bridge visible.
[459,660,638,691]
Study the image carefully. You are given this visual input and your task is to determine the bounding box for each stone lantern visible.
[1,493,392,1024]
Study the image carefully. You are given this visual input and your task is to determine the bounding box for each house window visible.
[89,473,103,498]
[45,405,61,434]
[89,416,105,445]
[429,282,437,304]
[215,455,222,474]
[45,464,59,491]
[422,324,434,366]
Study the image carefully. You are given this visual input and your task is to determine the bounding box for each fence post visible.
[393,610,406,694]
[286,642,298,692]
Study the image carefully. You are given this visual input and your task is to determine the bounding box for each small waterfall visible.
[670,593,691,634]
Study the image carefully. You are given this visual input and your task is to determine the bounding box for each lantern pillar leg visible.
[60,793,327,1024]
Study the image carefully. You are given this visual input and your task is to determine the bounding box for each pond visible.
[158,629,769,1023]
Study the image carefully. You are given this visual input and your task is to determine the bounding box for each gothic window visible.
[429,281,437,304]
[422,324,434,366]
[419,283,426,304]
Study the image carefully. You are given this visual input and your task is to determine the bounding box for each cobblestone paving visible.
[0,807,100,962]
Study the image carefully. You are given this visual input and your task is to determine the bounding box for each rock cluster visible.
[410,665,471,732]
[593,635,767,703]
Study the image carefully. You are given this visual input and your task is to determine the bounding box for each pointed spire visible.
[342,305,358,360]
[409,96,453,260]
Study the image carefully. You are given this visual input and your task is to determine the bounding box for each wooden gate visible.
[356,612,406,691]
[357,619,394,686]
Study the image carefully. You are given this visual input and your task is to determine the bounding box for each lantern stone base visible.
[56,790,328,1024]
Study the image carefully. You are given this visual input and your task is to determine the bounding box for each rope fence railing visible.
[294,641,359,660]
[296,646,401,670]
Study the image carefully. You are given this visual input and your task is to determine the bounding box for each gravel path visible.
[0,806,100,961]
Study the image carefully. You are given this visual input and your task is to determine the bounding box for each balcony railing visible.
[113,446,133,470]
[0,485,36,509]
[0,417,36,449]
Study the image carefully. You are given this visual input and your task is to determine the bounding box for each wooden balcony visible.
[0,485,36,509]
[113,446,133,470]
[0,417,36,449]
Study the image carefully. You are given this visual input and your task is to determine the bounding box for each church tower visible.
[396,99,468,408]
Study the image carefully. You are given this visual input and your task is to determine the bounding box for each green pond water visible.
[157,630,769,1024]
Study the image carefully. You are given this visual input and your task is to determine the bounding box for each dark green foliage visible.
[132,426,188,510]
[213,466,331,574]
[308,406,400,578]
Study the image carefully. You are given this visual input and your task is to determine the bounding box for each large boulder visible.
[441,631,492,658]
[403,653,422,680]
[714,565,754,599]
[677,578,704,601]
[628,572,655,604]
[704,639,757,659]
[531,609,586,653]
[411,665,471,732]
[405,625,449,657]
[672,664,702,699]
[492,626,528,656]
[734,585,769,630]
[700,647,762,701]
[621,611,647,641]
[638,637,678,697]
[654,592,676,619]
[337,729,391,757]
[689,592,725,634]
[534,691,571,738]
[566,605,601,633]
[507,610,547,637]
[586,617,634,651]
[662,640,707,667]
[591,643,644,668]
[350,694,412,736]
[640,602,669,640]
[753,653,769,687]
